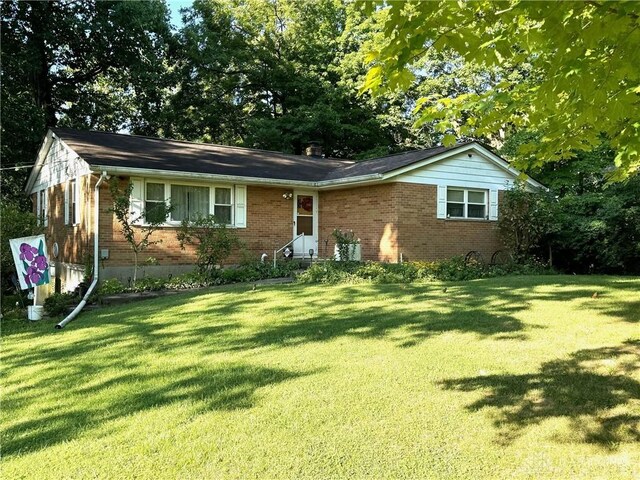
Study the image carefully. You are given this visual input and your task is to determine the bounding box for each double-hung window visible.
[66,179,78,225]
[37,189,48,226]
[145,183,167,223]
[447,188,487,219]
[214,187,232,224]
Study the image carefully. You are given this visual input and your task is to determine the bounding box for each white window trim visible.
[66,178,81,226]
[38,188,48,227]
[142,179,239,227]
[446,187,489,220]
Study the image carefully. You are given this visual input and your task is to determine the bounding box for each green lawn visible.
[2,275,639,479]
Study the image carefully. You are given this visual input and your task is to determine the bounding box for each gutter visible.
[56,171,109,329]
[89,165,383,189]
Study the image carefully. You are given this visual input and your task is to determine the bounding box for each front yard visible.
[2,276,639,479]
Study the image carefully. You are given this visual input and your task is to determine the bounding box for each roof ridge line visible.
[51,127,355,164]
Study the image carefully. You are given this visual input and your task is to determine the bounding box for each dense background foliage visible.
[2,0,638,276]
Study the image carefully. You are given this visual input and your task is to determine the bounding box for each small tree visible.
[109,179,171,285]
[497,182,557,262]
[332,228,360,261]
[176,215,242,275]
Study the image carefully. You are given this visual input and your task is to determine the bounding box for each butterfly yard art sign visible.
[9,235,50,290]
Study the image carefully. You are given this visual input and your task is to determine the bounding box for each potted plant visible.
[332,229,361,261]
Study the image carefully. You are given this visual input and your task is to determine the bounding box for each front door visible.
[293,191,318,257]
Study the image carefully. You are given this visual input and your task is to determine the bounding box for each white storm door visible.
[292,191,318,257]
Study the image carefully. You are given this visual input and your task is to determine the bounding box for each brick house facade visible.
[27,129,543,291]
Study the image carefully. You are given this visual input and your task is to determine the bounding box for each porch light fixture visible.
[282,192,293,200]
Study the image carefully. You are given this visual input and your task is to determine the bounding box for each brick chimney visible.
[305,141,323,157]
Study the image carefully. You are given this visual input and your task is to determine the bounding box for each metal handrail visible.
[274,233,304,268]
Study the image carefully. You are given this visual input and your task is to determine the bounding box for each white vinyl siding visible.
[30,136,91,194]
[395,152,515,191]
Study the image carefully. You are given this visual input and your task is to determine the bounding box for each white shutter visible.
[489,189,498,220]
[43,189,48,227]
[130,178,144,225]
[436,185,447,219]
[64,181,70,225]
[234,185,246,228]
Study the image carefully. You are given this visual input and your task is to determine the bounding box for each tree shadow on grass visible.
[440,340,640,449]
[3,283,539,370]
[1,362,308,458]
[237,305,532,351]
[590,299,640,323]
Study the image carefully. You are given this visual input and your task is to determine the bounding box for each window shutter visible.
[43,189,48,227]
[489,189,498,220]
[234,185,246,228]
[64,181,70,225]
[130,178,144,225]
[437,185,447,219]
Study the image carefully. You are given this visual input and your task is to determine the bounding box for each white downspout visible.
[56,171,109,329]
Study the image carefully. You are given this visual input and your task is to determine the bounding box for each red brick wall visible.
[319,183,503,262]
[319,184,399,261]
[394,183,503,262]
[41,177,505,271]
[34,174,94,267]
[98,181,295,267]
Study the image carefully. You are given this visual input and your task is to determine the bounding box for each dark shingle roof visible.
[325,144,474,180]
[52,128,472,183]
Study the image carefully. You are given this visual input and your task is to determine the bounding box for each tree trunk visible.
[133,250,138,286]
[27,1,56,126]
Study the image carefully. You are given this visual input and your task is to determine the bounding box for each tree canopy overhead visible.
[362,0,640,180]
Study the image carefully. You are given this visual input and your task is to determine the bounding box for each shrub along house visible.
[26,128,543,291]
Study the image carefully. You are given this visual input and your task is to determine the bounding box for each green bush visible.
[130,277,166,292]
[176,215,243,273]
[550,178,640,274]
[298,257,554,285]
[165,272,214,290]
[97,278,126,295]
[44,292,78,317]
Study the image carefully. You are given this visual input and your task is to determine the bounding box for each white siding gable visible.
[30,137,91,194]
[394,150,516,191]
